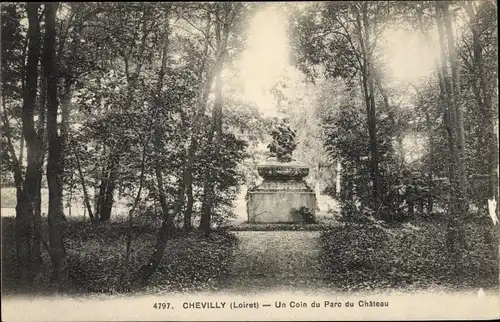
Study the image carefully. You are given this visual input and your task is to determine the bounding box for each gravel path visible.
[218,231,330,294]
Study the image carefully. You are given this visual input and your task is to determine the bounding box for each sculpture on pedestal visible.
[247,117,316,223]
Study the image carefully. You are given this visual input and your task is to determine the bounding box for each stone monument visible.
[247,118,316,223]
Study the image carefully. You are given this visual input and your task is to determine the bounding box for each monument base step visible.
[228,222,331,231]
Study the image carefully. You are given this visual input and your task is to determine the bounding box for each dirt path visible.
[218,231,330,294]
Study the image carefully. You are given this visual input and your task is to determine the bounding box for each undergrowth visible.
[1,217,238,295]
[319,218,499,292]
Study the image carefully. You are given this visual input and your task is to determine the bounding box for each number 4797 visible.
[153,302,171,309]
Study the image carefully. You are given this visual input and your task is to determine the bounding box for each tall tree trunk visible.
[356,5,383,217]
[436,1,468,269]
[153,20,173,227]
[443,2,468,217]
[17,2,42,288]
[464,1,499,210]
[58,14,80,197]
[183,12,214,232]
[365,12,383,216]
[44,2,68,288]
[416,3,440,215]
[32,24,49,281]
[184,87,216,232]
[200,4,233,234]
[139,6,178,283]
[199,96,218,234]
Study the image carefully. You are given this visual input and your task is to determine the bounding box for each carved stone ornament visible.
[257,163,309,180]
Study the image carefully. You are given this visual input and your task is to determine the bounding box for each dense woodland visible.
[1,1,498,294]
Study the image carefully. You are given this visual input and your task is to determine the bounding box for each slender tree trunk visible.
[95,159,108,220]
[19,136,25,168]
[59,85,72,195]
[68,173,73,216]
[75,150,95,221]
[141,186,179,284]
[155,155,174,230]
[424,110,435,214]
[184,160,194,232]
[152,21,174,227]
[96,10,156,225]
[141,149,178,284]
[98,154,119,221]
[121,142,149,286]
[44,2,69,288]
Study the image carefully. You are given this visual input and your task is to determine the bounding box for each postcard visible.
[1,1,499,321]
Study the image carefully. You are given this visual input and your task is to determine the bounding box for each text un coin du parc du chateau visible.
[181,300,390,309]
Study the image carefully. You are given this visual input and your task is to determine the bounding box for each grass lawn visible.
[1,216,238,295]
[0,187,136,218]
[0,187,18,208]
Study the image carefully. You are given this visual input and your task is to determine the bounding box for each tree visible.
[181,5,218,232]
[199,3,239,235]
[433,0,470,265]
[178,3,246,233]
[138,2,178,284]
[83,3,166,222]
[463,0,498,213]
[291,1,394,220]
[44,2,69,287]
[15,2,44,288]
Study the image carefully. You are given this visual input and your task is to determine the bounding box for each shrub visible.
[291,206,316,224]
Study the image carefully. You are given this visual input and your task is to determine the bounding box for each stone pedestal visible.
[247,160,316,223]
